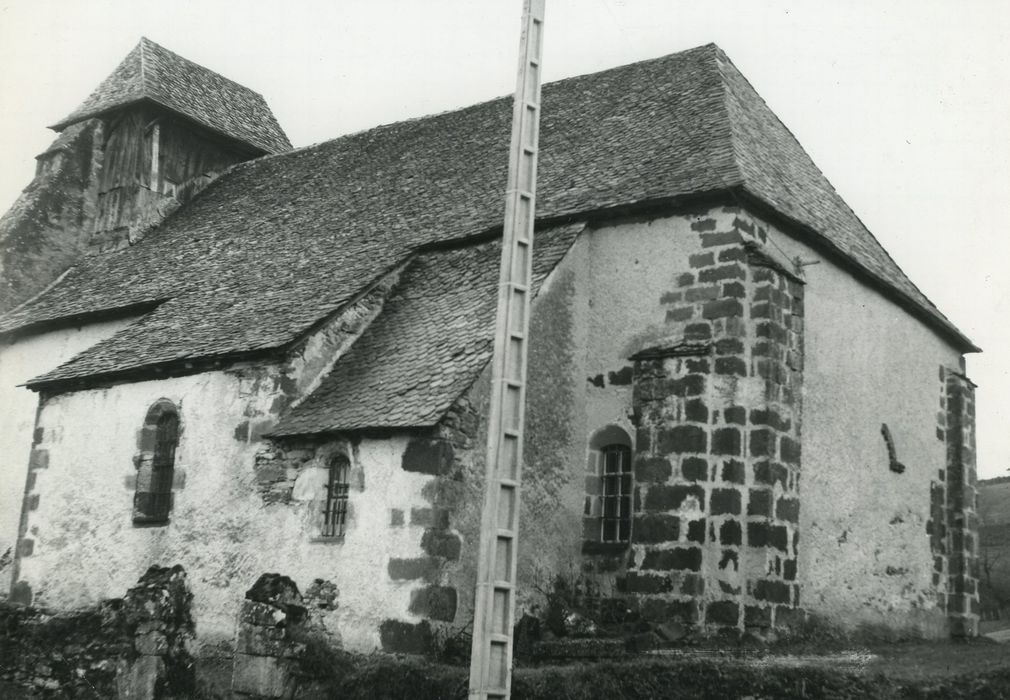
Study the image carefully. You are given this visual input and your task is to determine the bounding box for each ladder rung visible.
[494,581,514,590]
[523,146,536,155]
[503,429,519,438]
[517,237,530,245]
[510,283,529,292]
[518,190,533,199]
[497,528,514,538]
[486,688,509,698]
[509,331,525,341]
[504,379,522,389]
[499,478,518,488]
[489,633,510,644]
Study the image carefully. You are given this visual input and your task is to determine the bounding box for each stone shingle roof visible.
[50,37,290,155]
[8,43,977,394]
[271,224,582,434]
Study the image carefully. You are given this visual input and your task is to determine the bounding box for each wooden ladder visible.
[467,1,545,698]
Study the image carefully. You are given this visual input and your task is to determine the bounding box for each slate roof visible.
[50,37,290,155]
[271,224,582,434]
[8,43,977,396]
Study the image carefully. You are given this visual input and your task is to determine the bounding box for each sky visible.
[0,0,1007,478]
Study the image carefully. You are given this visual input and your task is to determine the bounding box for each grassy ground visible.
[289,638,1010,700]
[3,639,1007,698]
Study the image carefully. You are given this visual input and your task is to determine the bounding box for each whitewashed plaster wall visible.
[16,366,436,653]
[0,316,140,593]
[760,210,964,635]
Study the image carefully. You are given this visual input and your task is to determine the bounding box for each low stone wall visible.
[0,601,126,696]
[0,565,194,698]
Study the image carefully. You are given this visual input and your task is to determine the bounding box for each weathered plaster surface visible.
[11,276,418,652]
[762,211,963,635]
[0,316,139,592]
[7,203,972,650]
[15,366,441,653]
[451,210,737,620]
[0,120,103,314]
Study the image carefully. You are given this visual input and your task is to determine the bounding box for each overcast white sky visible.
[0,0,1007,477]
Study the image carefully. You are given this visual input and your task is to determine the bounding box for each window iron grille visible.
[321,457,350,538]
[600,444,632,542]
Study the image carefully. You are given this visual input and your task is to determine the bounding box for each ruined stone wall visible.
[0,120,103,315]
[0,315,141,596]
[0,602,127,696]
[0,565,194,698]
[760,210,967,637]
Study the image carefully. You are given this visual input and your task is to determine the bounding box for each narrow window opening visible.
[584,425,634,549]
[320,455,350,539]
[600,444,632,542]
[134,401,179,525]
[881,423,906,474]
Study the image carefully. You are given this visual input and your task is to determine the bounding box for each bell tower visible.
[0,38,290,312]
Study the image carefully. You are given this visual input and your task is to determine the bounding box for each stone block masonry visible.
[620,210,805,632]
[943,369,980,636]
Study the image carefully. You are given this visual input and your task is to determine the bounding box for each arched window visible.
[134,400,180,525]
[320,454,350,539]
[600,443,632,542]
[585,426,633,543]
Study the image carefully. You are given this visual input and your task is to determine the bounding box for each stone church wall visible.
[5,203,975,658]
[760,210,969,637]
[447,206,811,633]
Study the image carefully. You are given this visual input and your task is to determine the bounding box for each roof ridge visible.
[6,42,978,376]
[139,37,148,92]
[240,43,731,169]
[138,36,270,100]
[48,36,290,154]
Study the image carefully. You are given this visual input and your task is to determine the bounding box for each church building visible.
[0,38,981,659]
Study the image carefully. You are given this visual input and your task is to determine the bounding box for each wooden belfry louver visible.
[467,1,545,698]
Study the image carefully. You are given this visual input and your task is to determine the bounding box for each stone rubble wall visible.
[0,565,194,699]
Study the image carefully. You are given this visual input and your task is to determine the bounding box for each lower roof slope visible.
[271,223,582,434]
[5,43,975,392]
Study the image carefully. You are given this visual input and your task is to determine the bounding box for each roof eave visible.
[734,187,980,355]
[265,421,440,440]
[24,346,284,395]
[0,300,166,344]
[49,96,279,156]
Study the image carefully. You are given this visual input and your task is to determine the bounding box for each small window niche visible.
[134,399,181,525]
[584,425,633,549]
[881,423,906,474]
[318,454,350,540]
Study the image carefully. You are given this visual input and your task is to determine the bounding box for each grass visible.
[273,637,1010,700]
